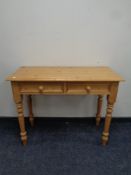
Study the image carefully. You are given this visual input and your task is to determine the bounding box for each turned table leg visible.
[101,83,119,145]
[101,97,114,145]
[11,82,27,145]
[16,96,27,145]
[27,95,34,127]
[96,95,103,126]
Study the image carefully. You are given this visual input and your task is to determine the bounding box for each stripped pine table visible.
[6,66,124,145]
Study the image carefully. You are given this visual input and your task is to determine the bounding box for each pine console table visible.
[7,66,124,145]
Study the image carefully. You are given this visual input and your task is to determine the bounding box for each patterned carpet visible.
[0,118,131,175]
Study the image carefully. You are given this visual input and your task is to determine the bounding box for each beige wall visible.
[0,0,131,117]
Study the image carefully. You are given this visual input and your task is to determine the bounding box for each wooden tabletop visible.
[6,66,124,82]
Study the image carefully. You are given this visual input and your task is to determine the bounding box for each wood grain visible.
[6,66,124,82]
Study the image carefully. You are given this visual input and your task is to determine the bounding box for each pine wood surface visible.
[6,66,124,82]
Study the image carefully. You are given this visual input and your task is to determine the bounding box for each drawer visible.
[19,82,111,95]
[19,82,64,94]
[66,82,110,95]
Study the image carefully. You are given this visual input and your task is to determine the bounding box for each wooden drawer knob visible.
[38,85,44,92]
[85,86,91,92]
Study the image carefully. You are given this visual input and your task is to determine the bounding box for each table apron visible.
[18,82,112,95]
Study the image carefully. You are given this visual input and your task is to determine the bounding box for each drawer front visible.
[19,82,64,94]
[19,82,111,95]
[66,82,110,95]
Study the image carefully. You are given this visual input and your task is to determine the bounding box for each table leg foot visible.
[29,118,34,127]
[96,117,101,127]
[101,140,108,146]
[22,139,28,145]
[20,131,27,145]
[101,132,109,146]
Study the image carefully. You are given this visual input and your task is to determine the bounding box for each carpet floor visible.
[0,118,131,175]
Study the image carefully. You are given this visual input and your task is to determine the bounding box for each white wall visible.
[0,0,131,117]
